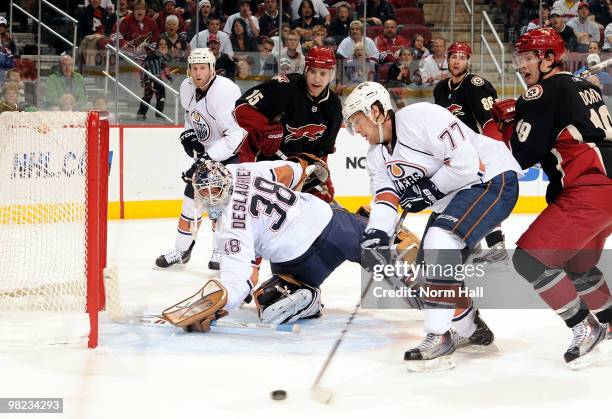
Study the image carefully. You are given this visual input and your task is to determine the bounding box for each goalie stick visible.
[311,210,409,404]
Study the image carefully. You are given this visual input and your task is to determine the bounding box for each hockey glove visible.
[491,98,516,130]
[288,152,330,192]
[399,178,445,213]
[180,129,206,159]
[181,157,209,184]
[254,124,284,156]
[360,229,391,272]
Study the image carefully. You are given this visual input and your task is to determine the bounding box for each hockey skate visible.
[472,241,510,268]
[208,248,222,271]
[404,331,456,372]
[451,310,497,352]
[564,314,607,370]
[154,242,195,270]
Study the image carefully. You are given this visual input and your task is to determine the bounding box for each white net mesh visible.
[0,112,90,327]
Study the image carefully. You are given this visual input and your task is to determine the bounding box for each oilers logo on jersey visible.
[387,161,426,192]
[190,110,212,143]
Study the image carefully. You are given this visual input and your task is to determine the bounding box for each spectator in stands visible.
[207,33,236,79]
[119,0,160,49]
[230,18,258,54]
[291,0,330,25]
[568,2,600,46]
[552,0,580,21]
[236,59,253,80]
[137,42,172,120]
[603,17,612,51]
[252,39,278,77]
[161,15,189,62]
[91,96,117,124]
[78,0,117,40]
[271,23,291,54]
[328,2,353,44]
[337,20,379,60]
[411,33,430,60]
[188,0,213,40]
[375,19,409,59]
[589,40,602,53]
[190,17,233,57]
[419,37,448,86]
[550,6,579,51]
[519,0,542,31]
[340,42,376,87]
[155,0,188,33]
[358,0,396,27]
[224,0,260,39]
[5,68,36,108]
[59,93,77,112]
[302,25,328,52]
[0,82,23,113]
[525,4,551,32]
[0,17,17,56]
[0,44,14,84]
[279,30,305,73]
[589,0,612,27]
[291,0,326,41]
[45,54,87,110]
[259,0,291,39]
[575,53,612,88]
[117,0,133,24]
[388,47,421,86]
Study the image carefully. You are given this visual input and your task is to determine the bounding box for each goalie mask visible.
[192,160,233,208]
[342,82,393,142]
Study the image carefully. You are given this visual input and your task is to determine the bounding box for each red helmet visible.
[447,42,472,58]
[305,46,337,70]
[515,28,566,64]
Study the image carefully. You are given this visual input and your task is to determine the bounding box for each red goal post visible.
[0,111,109,348]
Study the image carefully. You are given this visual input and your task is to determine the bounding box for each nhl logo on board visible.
[471,76,484,86]
[522,84,543,101]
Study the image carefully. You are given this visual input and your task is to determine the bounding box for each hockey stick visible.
[121,313,301,333]
[579,57,612,79]
[311,210,409,404]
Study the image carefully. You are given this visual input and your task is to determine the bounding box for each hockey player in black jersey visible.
[234,46,342,203]
[433,41,509,266]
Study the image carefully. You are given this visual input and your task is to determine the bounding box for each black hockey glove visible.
[360,229,391,272]
[399,178,445,213]
[180,129,206,159]
[181,157,208,184]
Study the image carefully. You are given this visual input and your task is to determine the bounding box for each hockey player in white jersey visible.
[343,82,523,371]
[155,48,247,270]
[160,156,370,331]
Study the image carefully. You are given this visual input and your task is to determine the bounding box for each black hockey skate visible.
[564,314,606,370]
[452,309,495,350]
[154,242,195,270]
[404,330,456,372]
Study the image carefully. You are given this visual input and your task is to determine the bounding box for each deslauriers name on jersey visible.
[386,160,426,193]
[578,87,603,106]
[231,169,252,230]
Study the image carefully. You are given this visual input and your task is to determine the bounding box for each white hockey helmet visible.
[188,48,216,84]
[342,82,393,139]
[192,160,233,208]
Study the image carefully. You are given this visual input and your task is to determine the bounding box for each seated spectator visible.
[411,33,430,60]
[567,2,600,46]
[161,15,189,62]
[207,33,236,79]
[589,40,601,54]
[78,0,117,40]
[358,0,396,27]
[337,20,379,60]
[419,37,448,86]
[0,44,14,84]
[0,17,17,56]
[224,0,260,39]
[291,0,330,25]
[117,0,133,24]
[236,59,253,79]
[119,0,160,49]
[375,19,409,59]
[574,53,612,88]
[45,54,87,110]
[388,47,421,86]
[302,25,328,53]
[190,17,234,57]
[60,93,77,112]
[279,30,305,73]
[271,23,292,53]
[188,0,213,40]
[550,6,578,51]
[552,0,580,22]
[291,0,326,41]
[155,0,188,33]
[91,95,117,124]
[328,2,353,44]
[230,18,258,54]
[0,82,24,113]
[340,42,376,86]
[525,4,551,32]
[5,68,35,109]
[252,39,278,77]
[259,0,291,38]
[589,0,612,28]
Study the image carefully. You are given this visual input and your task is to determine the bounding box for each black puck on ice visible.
[271,390,287,400]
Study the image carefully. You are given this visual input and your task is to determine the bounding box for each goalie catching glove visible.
[253,274,322,324]
[162,279,228,333]
[287,152,330,193]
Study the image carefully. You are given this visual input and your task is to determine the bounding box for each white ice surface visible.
[1,215,611,419]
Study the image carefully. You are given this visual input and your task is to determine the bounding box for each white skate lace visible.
[570,321,589,349]
[416,333,441,351]
[164,249,183,264]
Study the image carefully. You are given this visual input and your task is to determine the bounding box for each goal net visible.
[0,111,109,348]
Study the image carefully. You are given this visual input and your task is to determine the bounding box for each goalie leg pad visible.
[162,279,228,330]
[254,274,322,324]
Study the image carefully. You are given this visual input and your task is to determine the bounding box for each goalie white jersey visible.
[180,75,247,161]
[214,161,333,309]
[367,102,522,235]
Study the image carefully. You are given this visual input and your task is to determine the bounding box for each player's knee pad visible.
[512,248,564,289]
[254,274,321,324]
[567,267,604,294]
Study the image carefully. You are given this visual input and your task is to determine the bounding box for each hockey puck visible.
[271,390,287,400]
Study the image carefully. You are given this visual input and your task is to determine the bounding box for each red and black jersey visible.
[234,73,342,161]
[433,73,498,136]
[512,72,612,202]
